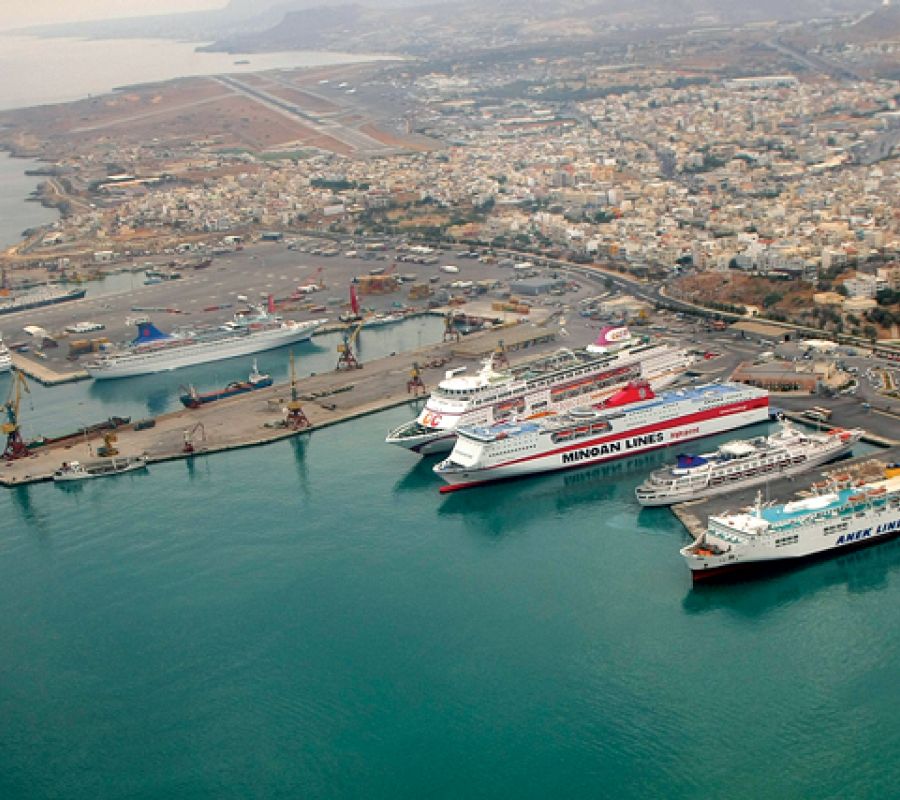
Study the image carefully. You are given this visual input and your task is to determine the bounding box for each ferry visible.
[434,380,769,492]
[385,325,693,455]
[85,300,327,379]
[0,286,86,315]
[635,420,863,506]
[180,360,273,408]
[681,471,900,582]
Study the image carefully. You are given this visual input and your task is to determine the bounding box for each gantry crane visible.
[2,368,31,460]
[407,362,426,396]
[285,351,310,429]
[182,422,206,454]
[336,320,364,370]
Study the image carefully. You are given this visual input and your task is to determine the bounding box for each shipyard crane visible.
[182,422,206,454]
[285,351,310,430]
[2,368,31,460]
[97,431,119,457]
[407,362,426,396]
[336,320,364,371]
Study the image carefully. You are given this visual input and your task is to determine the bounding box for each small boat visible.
[180,359,273,409]
[53,455,148,482]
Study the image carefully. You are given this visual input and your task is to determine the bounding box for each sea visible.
[2,37,900,800]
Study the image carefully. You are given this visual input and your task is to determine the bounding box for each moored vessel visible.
[681,471,900,582]
[434,380,769,491]
[0,338,11,372]
[386,325,692,455]
[53,455,148,481]
[635,420,863,506]
[0,286,86,315]
[85,302,327,379]
[180,359,273,408]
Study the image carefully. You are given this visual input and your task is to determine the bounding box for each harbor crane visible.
[443,311,461,343]
[407,362,426,396]
[285,352,310,430]
[336,320,364,371]
[2,368,31,460]
[492,339,509,369]
[183,422,206,454]
[97,432,119,457]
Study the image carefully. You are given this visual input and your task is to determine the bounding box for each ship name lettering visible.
[561,441,622,464]
[836,528,872,545]
[875,519,900,535]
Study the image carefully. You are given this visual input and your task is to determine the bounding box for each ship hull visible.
[437,402,769,492]
[181,378,273,408]
[636,437,857,507]
[688,514,900,584]
[87,323,323,379]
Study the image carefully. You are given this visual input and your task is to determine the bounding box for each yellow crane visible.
[2,368,31,460]
[336,320,364,370]
[285,351,310,429]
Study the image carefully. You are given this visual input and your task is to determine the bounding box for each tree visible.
[763,292,783,308]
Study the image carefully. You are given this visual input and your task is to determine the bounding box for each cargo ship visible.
[0,286,86,315]
[85,300,327,379]
[681,471,900,582]
[386,325,692,455]
[180,360,273,408]
[635,420,863,506]
[433,381,769,492]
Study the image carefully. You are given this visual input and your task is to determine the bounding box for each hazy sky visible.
[0,0,224,31]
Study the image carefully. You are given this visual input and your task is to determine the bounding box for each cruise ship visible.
[434,380,769,492]
[85,305,327,379]
[635,420,863,506]
[681,471,900,582]
[386,326,692,455]
[0,286,86,315]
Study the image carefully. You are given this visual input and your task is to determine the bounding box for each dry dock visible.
[0,323,557,486]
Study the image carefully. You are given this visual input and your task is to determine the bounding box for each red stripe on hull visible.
[437,413,765,492]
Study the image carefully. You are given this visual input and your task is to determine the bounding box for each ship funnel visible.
[587,324,632,353]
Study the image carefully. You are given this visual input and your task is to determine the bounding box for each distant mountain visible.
[205,0,881,55]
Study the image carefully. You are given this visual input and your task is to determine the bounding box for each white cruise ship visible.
[635,420,863,506]
[433,380,769,492]
[386,325,692,455]
[681,471,900,582]
[85,305,327,379]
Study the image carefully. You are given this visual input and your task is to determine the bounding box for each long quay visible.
[0,323,563,486]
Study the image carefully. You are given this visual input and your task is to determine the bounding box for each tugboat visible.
[180,360,273,408]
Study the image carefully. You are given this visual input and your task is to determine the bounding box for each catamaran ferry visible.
[635,420,863,507]
[85,302,327,379]
[681,471,900,582]
[433,380,769,492]
[385,325,692,455]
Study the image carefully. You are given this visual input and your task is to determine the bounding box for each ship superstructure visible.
[635,420,862,506]
[386,326,692,455]
[434,380,769,491]
[681,472,900,582]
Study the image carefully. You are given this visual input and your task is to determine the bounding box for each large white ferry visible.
[635,420,863,507]
[386,325,692,455]
[681,471,900,582]
[85,304,327,379]
[434,380,769,492]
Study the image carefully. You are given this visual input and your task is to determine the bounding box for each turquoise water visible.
[1,410,898,799]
